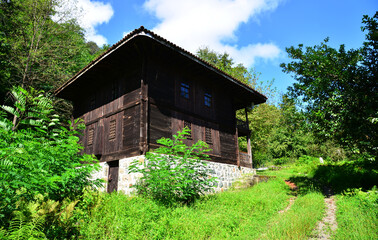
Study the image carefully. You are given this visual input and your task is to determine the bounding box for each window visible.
[204,92,212,107]
[180,82,190,99]
[183,120,192,139]
[109,120,116,140]
[88,128,94,146]
[205,127,212,144]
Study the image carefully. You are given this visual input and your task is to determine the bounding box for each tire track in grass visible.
[309,187,338,240]
[278,180,298,214]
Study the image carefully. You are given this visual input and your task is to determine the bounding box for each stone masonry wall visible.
[91,155,256,194]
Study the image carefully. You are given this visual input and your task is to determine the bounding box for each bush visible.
[273,157,290,165]
[297,155,319,165]
[0,86,101,227]
[129,128,216,205]
[253,151,272,167]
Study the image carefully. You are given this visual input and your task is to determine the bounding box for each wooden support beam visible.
[236,125,240,168]
[245,107,253,168]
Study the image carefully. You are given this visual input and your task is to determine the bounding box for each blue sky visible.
[69,0,377,99]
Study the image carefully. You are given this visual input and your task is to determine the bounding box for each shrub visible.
[297,155,319,165]
[253,151,272,167]
[0,86,101,227]
[273,157,290,165]
[129,128,216,205]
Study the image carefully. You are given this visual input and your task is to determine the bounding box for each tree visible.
[197,47,277,102]
[281,13,378,158]
[0,0,97,99]
[268,95,314,159]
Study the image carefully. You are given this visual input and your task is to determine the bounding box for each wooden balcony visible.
[237,119,250,136]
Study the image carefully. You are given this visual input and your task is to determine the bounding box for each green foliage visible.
[297,155,319,165]
[196,47,277,102]
[0,86,101,227]
[273,157,291,166]
[2,212,47,239]
[129,128,216,205]
[334,188,378,240]
[268,95,316,160]
[79,179,290,239]
[0,0,95,92]
[313,160,378,194]
[263,192,325,240]
[281,12,378,157]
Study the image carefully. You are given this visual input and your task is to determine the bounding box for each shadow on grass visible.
[289,161,378,196]
[288,176,323,196]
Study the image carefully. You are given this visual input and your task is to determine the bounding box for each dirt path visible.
[309,187,338,239]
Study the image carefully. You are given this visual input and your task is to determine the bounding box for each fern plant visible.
[0,86,102,227]
[4,212,46,240]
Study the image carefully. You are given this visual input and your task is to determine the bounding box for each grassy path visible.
[258,168,325,239]
[309,189,337,239]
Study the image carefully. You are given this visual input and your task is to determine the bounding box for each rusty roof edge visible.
[55,26,267,103]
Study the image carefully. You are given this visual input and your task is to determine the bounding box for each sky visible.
[66,0,377,98]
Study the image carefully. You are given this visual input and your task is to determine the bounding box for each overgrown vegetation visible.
[78,178,291,239]
[0,86,101,232]
[129,128,216,205]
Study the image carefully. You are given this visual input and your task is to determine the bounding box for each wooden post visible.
[236,126,240,168]
[245,107,253,168]
[139,56,148,155]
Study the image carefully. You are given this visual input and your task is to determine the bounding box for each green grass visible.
[261,192,324,239]
[79,165,330,240]
[333,188,378,240]
[79,179,291,239]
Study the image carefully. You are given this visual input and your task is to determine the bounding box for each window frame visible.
[204,91,212,107]
[180,82,190,99]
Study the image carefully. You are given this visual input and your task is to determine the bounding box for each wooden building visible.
[55,26,266,173]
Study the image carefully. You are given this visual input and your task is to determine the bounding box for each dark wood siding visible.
[219,129,238,165]
[149,104,171,145]
[145,57,238,163]
[123,105,140,153]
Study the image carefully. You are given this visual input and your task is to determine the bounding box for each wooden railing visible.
[236,119,249,135]
[239,151,252,168]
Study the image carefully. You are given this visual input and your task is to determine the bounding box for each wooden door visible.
[107,160,119,193]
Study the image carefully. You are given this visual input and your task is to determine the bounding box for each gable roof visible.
[55,26,267,104]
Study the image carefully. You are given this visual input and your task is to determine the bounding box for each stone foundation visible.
[90,155,256,194]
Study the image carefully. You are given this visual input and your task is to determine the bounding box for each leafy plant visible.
[0,86,101,226]
[2,212,46,240]
[273,157,290,166]
[129,128,216,205]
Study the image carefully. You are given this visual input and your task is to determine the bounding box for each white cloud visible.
[77,0,114,46]
[54,0,114,46]
[123,31,131,37]
[143,0,282,67]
